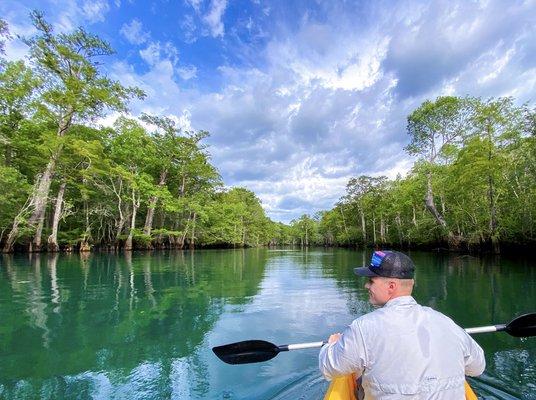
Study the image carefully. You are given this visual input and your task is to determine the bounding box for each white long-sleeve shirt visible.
[319,296,485,399]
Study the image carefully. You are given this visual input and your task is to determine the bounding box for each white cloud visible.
[181,15,198,43]
[177,65,198,80]
[139,41,179,67]
[139,42,162,66]
[81,0,110,23]
[12,0,528,222]
[203,0,228,38]
[120,19,150,45]
[185,0,203,13]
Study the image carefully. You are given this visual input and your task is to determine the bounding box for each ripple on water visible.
[269,369,328,400]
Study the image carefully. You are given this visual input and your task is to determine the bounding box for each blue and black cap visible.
[354,250,415,279]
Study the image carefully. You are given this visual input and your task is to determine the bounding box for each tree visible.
[0,18,10,55]
[405,96,470,245]
[467,97,526,252]
[109,117,155,251]
[139,114,214,243]
[0,60,40,166]
[3,11,143,252]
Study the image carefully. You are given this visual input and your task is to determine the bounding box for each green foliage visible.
[23,10,144,121]
[0,12,275,252]
[0,166,31,234]
[0,18,9,55]
[317,96,535,250]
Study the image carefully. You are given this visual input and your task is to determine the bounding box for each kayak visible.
[323,373,478,400]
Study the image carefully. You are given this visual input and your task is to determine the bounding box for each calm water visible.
[0,249,535,400]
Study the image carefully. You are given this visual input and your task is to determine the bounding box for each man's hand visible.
[328,333,342,344]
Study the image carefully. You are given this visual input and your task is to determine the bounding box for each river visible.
[0,249,535,399]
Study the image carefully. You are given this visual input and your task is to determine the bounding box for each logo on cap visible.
[370,251,386,269]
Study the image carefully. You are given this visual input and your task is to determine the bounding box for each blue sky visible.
[2,0,535,223]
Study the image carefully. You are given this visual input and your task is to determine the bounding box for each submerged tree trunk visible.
[47,182,66,252]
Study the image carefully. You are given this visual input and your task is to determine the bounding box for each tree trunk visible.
[486,125,499,254]
[30,212,47,252]
[380,217,385,243]
[28,110,73,250]
[395,213,403,246]
[425,172,447,228]
[241,217,246,246]
[124,189,139,251]
[28,158,57,252]
[360,209,366,244]
[339,207,349,244]
[143,169,168,236]
[80,199,92,253]
[189,212,196,249]
[179,213,192,249]
[3,186,39,253]
[111,178,125,244]
[372,215,377,244]
[3,218,22,253]
[47,181,66,252]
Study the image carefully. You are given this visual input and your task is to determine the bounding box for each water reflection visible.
[0,249,535,399]
[0,250,267,398]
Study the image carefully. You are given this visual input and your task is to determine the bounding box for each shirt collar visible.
[383,295,417,308]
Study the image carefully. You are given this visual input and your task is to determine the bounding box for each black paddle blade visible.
[506,313,536,337]
[212,340,280,365]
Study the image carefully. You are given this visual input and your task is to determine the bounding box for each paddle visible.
[465,312,536,337]
[212,313,535,365]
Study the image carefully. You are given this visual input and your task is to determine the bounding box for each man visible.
[319,250,485,399]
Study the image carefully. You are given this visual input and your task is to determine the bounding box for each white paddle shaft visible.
[285,324,507,350]
[465,324,505,334]
[287,341,325,351]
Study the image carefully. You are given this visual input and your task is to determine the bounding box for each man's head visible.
[354,250,415,306]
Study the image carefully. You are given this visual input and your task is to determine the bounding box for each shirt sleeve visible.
[318,320,367,380]
[462,331,486,376]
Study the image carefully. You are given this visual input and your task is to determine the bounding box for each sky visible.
[2,0,535,223]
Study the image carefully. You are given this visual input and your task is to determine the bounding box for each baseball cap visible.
[354,250,415,279]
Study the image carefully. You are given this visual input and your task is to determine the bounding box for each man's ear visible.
[388,280,397,292]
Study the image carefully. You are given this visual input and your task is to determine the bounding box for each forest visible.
[310,96,536,252]
[1,14,534,253]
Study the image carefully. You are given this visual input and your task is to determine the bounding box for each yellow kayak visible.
[324,374,477,400]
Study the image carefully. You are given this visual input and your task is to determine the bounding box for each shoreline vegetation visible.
[1,14,535,255]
